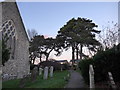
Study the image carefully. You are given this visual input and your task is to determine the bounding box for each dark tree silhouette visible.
[57,17,100,61]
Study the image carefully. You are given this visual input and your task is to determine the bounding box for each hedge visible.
[78,44,120,84]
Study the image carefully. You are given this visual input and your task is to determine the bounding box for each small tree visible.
[28,29,38,64]
[27,29,38,40]
[2,36,10,66]
[98,22,118,50]
[29,35,44,64]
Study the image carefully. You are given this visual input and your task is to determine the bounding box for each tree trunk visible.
[33,58,35,64]
[76,45,79,60]
[39,54,42,62]
[46,53,49,61]
[80,44,83,59]
[72,46,75,60]
[46,48,54,61]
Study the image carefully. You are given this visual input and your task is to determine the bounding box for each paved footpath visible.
[65,70,88,88]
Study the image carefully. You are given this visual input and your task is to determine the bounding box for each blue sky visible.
[17,2,118,60]
[17,2,118,37]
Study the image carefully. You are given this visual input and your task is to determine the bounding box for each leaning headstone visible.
[39,68,43,76]
[31,67,38,82]
[108,72,117,89]
[49,66,54,78]
[43,66,48,80]
[89,65,95,89]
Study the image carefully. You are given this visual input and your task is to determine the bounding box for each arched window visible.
[2,20,16,59]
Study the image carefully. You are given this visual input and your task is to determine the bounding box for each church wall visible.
[1,2,30,78]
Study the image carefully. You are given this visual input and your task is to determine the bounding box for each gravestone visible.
[19,75,30,88]
[43,66,48,80]
[39,68,43,76]
[89,65,95,88]
[61,67,63,71]
[31,67,38,82]
[108,72,117,89]
[49,66,54,78]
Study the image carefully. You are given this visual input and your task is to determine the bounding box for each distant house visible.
[55,60,69,65]
[55,60,70,70]
[1,1,30,79]
[70,59,80,66]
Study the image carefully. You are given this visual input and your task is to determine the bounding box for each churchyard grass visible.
[26,70,69,88]
[2,79,20,88]
[2,70,69,88]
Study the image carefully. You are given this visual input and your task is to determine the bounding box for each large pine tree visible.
[57,17,101,60]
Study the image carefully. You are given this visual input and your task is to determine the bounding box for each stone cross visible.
[89,65,95,88]
[39,68,43,76]
[43,66,48,80]
[49,66,54,78]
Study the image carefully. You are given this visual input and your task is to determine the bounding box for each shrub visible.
[2,37,10,66]
[39,61,62,71]
[78,44,120,84]
[78,58,94,84]
[93,45,120,82]
[61,64,69,70]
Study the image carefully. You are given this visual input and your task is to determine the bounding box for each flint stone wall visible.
[1,2,30,79]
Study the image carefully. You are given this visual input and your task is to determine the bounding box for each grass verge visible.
[3,70,69,88]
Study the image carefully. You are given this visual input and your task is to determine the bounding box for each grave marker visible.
[43,66,48,79]
[89,65,95,88]
[39,68,43,76]
[50,66,54,78]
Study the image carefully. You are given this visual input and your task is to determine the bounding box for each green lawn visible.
[3,70,69,88]
[2,79,20,88]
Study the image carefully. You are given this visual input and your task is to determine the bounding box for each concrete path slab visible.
[65,70,87,88]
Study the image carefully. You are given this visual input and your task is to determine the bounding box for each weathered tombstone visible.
[39,68,43,76]
[89,65,95,89]
[19,74,31,88]
[108,72,117,89]
[2,74,9,81]
[61,67,63,71]
[31,67,38,82]
[49,66,54,78]
[43,66,48,79]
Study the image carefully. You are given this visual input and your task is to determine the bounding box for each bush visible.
[78,58,94,84]
[39,61,62,71]
[61,64,69,70]
[2,37,10,66]
[93,45,120,82]
[78,44,120,84]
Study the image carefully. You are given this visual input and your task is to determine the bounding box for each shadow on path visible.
[65,70,87,88]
